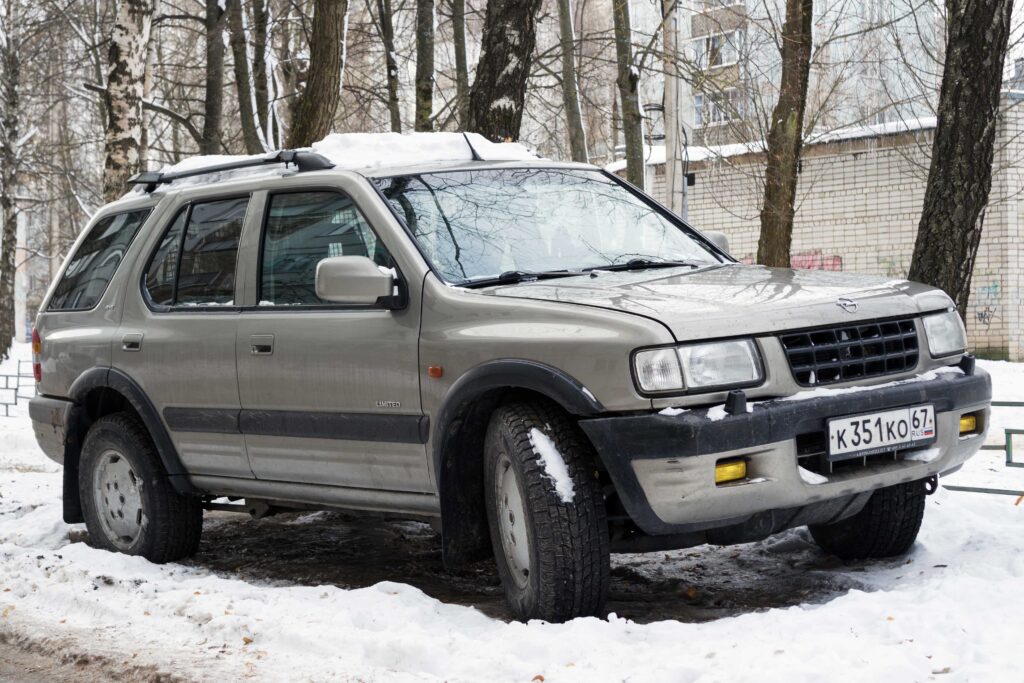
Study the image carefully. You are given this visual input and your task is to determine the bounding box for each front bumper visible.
[579,368,991,536]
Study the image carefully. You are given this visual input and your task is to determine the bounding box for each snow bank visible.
[1,341,1023,682]
[798,466,829,485]
[528,427,575,503]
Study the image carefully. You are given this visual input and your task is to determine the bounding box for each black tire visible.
[809,480,927,560]
[483,399,610,622]
[79,413,203,563]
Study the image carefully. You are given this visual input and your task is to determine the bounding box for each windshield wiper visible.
[586,258,707,273]
[460,269,580,289]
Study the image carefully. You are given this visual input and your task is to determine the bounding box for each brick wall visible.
[643,100,1024,360]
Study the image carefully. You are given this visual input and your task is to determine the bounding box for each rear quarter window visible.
[47,209,152,311]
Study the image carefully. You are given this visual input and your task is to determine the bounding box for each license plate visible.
[827,404,935,460]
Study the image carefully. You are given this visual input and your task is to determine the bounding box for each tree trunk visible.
[286,0,348,148]
[0,1,21,358]
[375,0,402,132]
[252,0,271,144]
[201,0,227,154]
[467,0,543,141]
[414,0,434,131]
[908,0,1013,317]
[229,0,264,153]
[611,0,643,188]
[557,0,587,161]
[451,0,470,128]
[103,0,154,202]
[756,0,813,268]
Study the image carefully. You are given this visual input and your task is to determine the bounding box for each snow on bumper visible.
[579,368,992,535]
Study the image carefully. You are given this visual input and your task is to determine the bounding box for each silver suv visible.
[28,139,991,622]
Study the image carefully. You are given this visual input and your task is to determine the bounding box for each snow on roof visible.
[604,116,937,173]
[157,132,537,180]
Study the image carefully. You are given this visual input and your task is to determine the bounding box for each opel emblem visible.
[836,297,858,313]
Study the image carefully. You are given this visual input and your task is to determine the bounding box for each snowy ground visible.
[0,342,1022,682]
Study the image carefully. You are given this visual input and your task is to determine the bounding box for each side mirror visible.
[315,255,395,305]
[704,230,730,254]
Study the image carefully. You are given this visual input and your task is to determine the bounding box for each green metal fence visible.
[943,401,1024,499]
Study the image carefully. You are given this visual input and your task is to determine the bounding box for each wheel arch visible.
[432,360,604,567]
[62,367,197,524]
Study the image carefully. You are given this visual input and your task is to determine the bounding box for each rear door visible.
[117,193,254,479]
[234,181,429,492]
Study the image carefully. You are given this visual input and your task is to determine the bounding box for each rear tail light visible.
[31,328,41,383]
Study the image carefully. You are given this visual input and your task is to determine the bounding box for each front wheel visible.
[79,413,203,563]
[484,400,610,622]
[809,479,927,559]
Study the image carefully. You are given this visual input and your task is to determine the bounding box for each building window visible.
[693,29,744,69]
[695,89,746,127]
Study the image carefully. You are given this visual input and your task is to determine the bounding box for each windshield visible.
[372,168,722,284]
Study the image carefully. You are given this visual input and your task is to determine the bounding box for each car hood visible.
[477,264,949,341]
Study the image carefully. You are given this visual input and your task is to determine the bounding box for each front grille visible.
[780,317,919,387]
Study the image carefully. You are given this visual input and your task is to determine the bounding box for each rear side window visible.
[144,197,248,307]
[260,191,394,306]
[48,209,151,311]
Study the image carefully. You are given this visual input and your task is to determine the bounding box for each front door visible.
[235,188,429,492]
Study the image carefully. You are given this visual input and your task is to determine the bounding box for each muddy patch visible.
[185,510,871,623]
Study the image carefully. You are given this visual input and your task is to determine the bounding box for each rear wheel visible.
[79,413,203,563]
[483,400,610,622]
[809,480,927,559]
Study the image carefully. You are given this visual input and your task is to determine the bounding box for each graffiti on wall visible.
[973,274,1001,330]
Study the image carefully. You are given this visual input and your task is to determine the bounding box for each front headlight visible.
[634,339,763,394]
[923,309,967,357]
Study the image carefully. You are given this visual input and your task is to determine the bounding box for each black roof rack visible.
[127,149,336,193]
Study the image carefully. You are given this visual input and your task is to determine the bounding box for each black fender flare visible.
[66,367,197,497]
[431,359,604,566]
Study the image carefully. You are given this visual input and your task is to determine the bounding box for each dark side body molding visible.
[163,406,429,444]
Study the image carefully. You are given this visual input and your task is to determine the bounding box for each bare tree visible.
[287,0,349,147]
[557,0,587,162]
[756,0,814,267]
[371,0,402,132]
[467,0,543,141]
[201,0,228,153]
[414,0,434,131]
[908,0,1014,315]
[103,0,155,201]
[252,0,272,145]
[228,0,264,153]
[451,0,470,128]
[612,0,643,187]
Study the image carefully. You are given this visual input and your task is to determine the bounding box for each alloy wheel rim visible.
[496,453,532,589]
[92,449,144,550]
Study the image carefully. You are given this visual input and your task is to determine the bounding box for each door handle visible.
[121,333,143,352]
[250,334,274,355]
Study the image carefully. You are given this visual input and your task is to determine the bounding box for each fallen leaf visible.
[932,667,952,675]
[243,636,254,645]
[886,616,895,621]
[531,676,544,682]
[1,605,14,618]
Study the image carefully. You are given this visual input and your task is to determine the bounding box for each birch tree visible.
[756,0,814,267]
[451,0,469,128]
[467,0,543,141]
[0,0,23,356]
[908,0,1014,315]
[103,0,154,202]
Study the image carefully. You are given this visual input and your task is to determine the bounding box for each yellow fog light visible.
[715,459,747,485]
[959,414,978,435]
